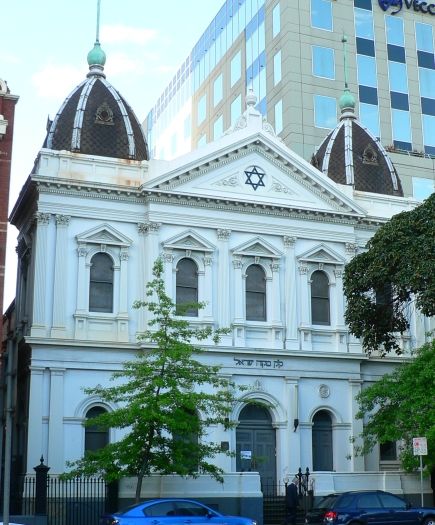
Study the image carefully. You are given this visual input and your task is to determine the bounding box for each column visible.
[31,213,51,337]
[286,379,301,474]
[284,237,298,350]
[202,255,213,320]
[136,223,148,333]
[217,229,231,327]
[117,249,129,342]
[51,215,70,338]
[349,379,365,471]
[47,368,65,473]
[232,257,244,323]
[138,222,161,335]
[269,260,281,324]
[299,265,312,351]
[27,367,45,472]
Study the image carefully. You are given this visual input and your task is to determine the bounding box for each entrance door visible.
[312,410,333,471]
[236,405,276,488]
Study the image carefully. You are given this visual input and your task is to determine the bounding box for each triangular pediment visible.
[298,244,346,265]
[162,230,215,253]
[76,223,132,246]
[232,237,282,259]
[143,132,367,219]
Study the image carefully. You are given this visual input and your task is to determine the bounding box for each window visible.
[357,55,377,88]
[416,22,434,53]
[311,270,330,325]
[197,134,207,148]
[419,68,435,99]
[231,51,241,87]
[214,74,223,106]
[312,46,335,79]
[311,0,332,31]
[213,115,224,140]
[176,258,198,317]
[412,177,434,200]
[171,408,199,472]
[274,99,283,134]
[312,410,333,471]
[378,493,406,509]
[184,115,191,140]
[389,62,408,93]
[246,264,266,321]
[355,7,374,40]
[231,94,242,126]
[273,50,282,85]
[392,108,412,144]
[386,15,404,47]
[89,253,113,313]
[359,102,380,137]
[85,406,109,452]
[314,95,336,129]
[197,94,206,126]
[272,3,280,38]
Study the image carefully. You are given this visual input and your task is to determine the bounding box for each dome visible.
[44,41,148,161]
[312,91,403,197]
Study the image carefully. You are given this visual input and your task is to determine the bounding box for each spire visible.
[339,34,356,118]
[87,0,106,77]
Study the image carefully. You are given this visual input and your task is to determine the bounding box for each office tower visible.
[144,0,435,199]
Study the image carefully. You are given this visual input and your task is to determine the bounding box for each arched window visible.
[311,270,330,325]
[176,258,198,316]
[312,410,333,471]
[89,253,113,313]
[246,264,266,321]
[85,406,109,452]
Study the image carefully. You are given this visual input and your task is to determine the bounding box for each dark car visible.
[99,498,257,525]
[305,490,435,525]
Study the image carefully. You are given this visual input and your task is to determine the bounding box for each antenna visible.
[96,0,101,43]
[342,34,348,89]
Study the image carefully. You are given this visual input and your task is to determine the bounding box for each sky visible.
[0,0,225,310]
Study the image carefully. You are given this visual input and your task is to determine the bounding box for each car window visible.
[378,493,407,509]
[314,495,339,509]
[175,502,211,517]
[335,495,354,508]
[357,494,382,509]
[143,502,176,517]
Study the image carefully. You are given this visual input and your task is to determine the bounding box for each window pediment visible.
[232,237,282,259]
[162,230,216,253]
[297,244,345,266]
[76,223,132,247]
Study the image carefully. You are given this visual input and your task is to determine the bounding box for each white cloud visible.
[101,25,157,45]
[32,64,83,99]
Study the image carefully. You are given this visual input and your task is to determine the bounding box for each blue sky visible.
[1,0,224,308]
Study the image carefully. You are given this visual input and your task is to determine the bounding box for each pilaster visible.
[51,215,70,338]
[284,236,298,349]
[47,368,65,473]
[27,367,45,472]
[31,213,51,337]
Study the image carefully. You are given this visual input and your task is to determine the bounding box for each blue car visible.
[99,498,257,525]
[305,490,435,525]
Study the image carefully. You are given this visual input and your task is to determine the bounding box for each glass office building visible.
[144,0,435,199]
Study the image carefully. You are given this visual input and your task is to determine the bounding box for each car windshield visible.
[313,495,339,509]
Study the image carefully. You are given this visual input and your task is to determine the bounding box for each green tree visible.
[344,193,435,355]
[65,259,243,502]
[354,339,435,473]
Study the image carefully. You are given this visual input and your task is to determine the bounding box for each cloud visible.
[101,25,157,45]
[32,64,83,99]
[0,51,20,65]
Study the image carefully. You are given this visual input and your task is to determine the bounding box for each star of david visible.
[244,165,266,191]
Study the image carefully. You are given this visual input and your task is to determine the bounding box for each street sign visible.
[413,437,428,456]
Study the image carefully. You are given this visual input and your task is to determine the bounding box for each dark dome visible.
[44,42,148,161]
[312,93,403,197]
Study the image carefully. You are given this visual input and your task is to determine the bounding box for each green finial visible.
[339,33,356,113]
[87,0,106,70]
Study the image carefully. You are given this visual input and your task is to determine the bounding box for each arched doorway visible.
[236,404,276,488]
[312,410,333,471]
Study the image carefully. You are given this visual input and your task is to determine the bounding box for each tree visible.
[65,259,243,502]
[354,339,435,473]
[344,193,435,355]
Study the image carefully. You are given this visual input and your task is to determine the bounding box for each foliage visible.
[354,339,435,473]
[344,193,435,355]
[65,259,243,502]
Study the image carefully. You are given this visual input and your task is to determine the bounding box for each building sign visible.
[379,0,435,15]
[233,357,284,369]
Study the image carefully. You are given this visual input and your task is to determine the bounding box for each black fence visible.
[18,475,107,525]
[262,478,314,525]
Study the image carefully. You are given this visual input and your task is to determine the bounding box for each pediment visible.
[143,134,366,219]
[232,237,282,259]
[297,244,346,265]
[76,223,132,247]
[162,230,215,253]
